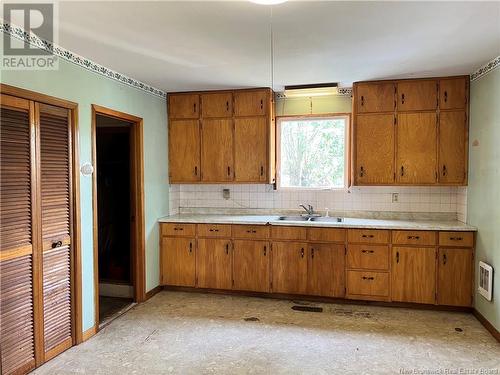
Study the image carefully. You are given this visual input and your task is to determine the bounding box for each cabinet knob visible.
[442,165,447,176]
[443,253,447,265]
[189,242,193,253]
[360,166,364,177]
[260,99,263,110]
[401,93,405,104]
[226,243,229,254]
[444,91,448,103]
[226,101,229,112]
[400,166,405,177]
[51,240,62,248]
[396,251,400,264]
[300,248,304,258]
[193,103,197,113]
[227,166,231,176]
[360,95,364,106]
[263,246,266,256]
[311,248,314,259]
[194,166,198,176]
[260,165,264,176]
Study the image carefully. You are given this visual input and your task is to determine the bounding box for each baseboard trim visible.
[145,285,163,300]
[82,325,97,342]
[473,309,500,342]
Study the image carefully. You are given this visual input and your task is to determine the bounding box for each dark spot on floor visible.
[455,327,463,332]
[244,317,260,322]
[292,305,323,313]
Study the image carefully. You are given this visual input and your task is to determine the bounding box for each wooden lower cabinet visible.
[307,244,345,297]
[196,238,233,289]
[347,270,390,300]
[437,248,473,306]
[233,240,270,292]
[392,246,436,304]
[271,241,308,294]
[161,237,196,287]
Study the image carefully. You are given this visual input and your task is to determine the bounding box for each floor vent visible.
[478,261,493,301]
[292,305,323,313]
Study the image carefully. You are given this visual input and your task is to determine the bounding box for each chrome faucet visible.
[299,204,315,216]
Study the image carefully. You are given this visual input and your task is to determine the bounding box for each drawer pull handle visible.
[246,230,257,233]
[401,93,405,104]
[361,234,374,238]
[300,248,304,258]
[443,253,447,265]
[260,165,264,176]
[360,166,364,177]
[226,101,230,112]
[174,227,184,231]
[360,95,364,106]
[361,250,374,254]
[449,237,463,241]
[226,243,229,254]
[189,242,193,253]
[52,240,63,248]
[407,235,420,240]
[362,276,375,281]
[209,229,220,232]
[396,251,400,264]
[263,246,266,256]
[311,248,314,259]
[260,99,263,110]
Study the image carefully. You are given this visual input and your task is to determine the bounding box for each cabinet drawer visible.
[439,232,474,247]
[307,227,345,243]
[197,224,231,238]
[348,229,389,244]
[392,230,436,246]
[232,225,269,239]
[161,223,196,237]
[271,226,307,241]
[347,270,389,297]
[347,245,389,270]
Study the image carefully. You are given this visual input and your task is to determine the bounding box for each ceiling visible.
[57,1,500,92]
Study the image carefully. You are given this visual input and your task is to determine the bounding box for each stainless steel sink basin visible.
[277,216,310,221]
[309,216,343,223]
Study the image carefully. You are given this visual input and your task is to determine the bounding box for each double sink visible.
[277,215,343,223]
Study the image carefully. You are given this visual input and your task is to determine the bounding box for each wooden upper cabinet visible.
[201,119,234,182]
[234,90,269,117]
[168,94,200,119]
[168,120,200,182]
[355,114,395,184]
[396,112,437,184]
[437,248,473,307]
[397,80,437,111]
[392,246,436,304]
[201,92,233,118]
[440,77,467,110]
[234,117,267,182]
[271,241,308,294]
[356,82,395,113]
[439,111,467,184]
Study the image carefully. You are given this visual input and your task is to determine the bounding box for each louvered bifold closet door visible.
[0,95,36,374]
[38,103,73,360]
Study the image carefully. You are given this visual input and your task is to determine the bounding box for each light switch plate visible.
[392,193,399,203]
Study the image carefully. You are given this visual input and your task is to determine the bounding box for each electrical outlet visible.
[222,188,230,200]
[392,193,399,203]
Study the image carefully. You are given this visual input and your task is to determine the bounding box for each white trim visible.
[1,22,166,99]
[471,56,500,82]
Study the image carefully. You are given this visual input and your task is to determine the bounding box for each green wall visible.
[275,94,352,116]
[468,67,500,330]
[1,52,169,331]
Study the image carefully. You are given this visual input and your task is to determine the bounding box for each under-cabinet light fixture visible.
[283,83,339,98]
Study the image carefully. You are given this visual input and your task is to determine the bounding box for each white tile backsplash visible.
[174,184,468,220]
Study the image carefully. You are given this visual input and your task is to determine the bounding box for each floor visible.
[35,291,499,375]
[99,296,134,326]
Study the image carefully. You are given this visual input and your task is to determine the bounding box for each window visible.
[277,115,349,189]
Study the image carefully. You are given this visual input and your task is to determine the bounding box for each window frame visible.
[276,113,351,191]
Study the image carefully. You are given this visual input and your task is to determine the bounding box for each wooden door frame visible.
[0,84,83,351]
[91,104,146,330]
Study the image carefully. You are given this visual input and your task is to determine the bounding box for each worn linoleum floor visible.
[35,291,499,375]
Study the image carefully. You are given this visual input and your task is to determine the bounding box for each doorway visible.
[92,105,146,330]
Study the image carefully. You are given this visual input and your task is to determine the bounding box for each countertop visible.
[158,214,477,232]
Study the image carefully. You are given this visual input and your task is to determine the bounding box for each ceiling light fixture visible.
[250,0,287,5]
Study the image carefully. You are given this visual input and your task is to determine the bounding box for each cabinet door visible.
[392,247,436,304]
[234,117,267,182]
[271,241,308,294]
[168,94,200,119]
[308,244,345,297]
[396,112,437,184]
[438,111,467,184]
[196,238,232,289]
[437,248,472,306]
[356,82,395,113]
[201,92,233,118]
[397,80,437,111]
[161,237,196,287]
[233,240,270,292]
[168,120,200,182]
[440,77,467,110]
[355,114,395,184]
[201,119,234,181]
[234,90,269,116]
